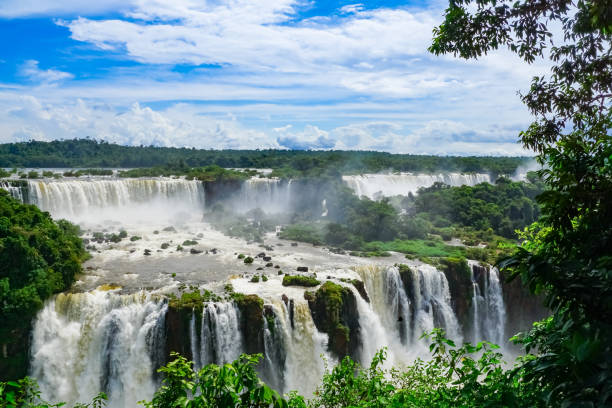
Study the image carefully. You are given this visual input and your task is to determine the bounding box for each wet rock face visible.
[350,280,370,303]
[202,180,243,208]
[440,258,473,329]
[0,325,30,381]
[307,281,360,360]
[164,306,193,363]
[234,294,265,355]
[500,270,548,339]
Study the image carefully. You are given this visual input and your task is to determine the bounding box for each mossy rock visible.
[282,275,320,287]
[439,257,473,328]
[307,281,360,359]
[349,280,370,303]
[233,294,265,355]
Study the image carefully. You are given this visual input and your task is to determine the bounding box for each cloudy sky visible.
[0,0,548,154]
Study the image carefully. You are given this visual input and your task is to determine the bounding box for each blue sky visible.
[0,0,547,154]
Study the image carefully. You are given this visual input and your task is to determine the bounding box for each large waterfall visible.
[16,178,205,224]
[233,178,292,213]
[189,302,244,369]
[30,291,167,408]
[28,260,509,406]
[354,264,462,362]
[342,173,491,199]
[469,261,506,346]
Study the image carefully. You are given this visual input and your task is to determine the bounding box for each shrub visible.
[282,275,320,287]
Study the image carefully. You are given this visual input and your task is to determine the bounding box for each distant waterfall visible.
[233,178,292,213]
[189,302,244,370]
[29,291,167,408]
[342,173,491,199]
[469,262,506,345]
[22,178,205,223]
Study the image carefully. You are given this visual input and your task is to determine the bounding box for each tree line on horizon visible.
[0,139,529,176]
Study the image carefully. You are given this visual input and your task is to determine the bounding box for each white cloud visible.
[0,0,133,18]
[0,96,532,155]
[339,4,364,14]
[1,96,275,149]
[62,2,438,70]
[0,1,547,155]
[19,60,73,84]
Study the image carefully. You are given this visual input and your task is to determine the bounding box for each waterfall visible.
[469,262,506,345]
[260,299,331,396]
[190,302,244,369]
[234,178,292,213]
[352,264,462,363]
[483,267,506,345]
[354,265,410,345]
[29,290,167,408]
[22,178,205,223]
[409,264,462,343]
[342,173,491,199]
[0,180,26,202]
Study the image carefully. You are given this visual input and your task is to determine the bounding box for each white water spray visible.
[29,291,167,408]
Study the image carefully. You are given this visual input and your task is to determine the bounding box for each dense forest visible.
[0,139,528,176]
[0,191,87,379]
[272,176,543,262]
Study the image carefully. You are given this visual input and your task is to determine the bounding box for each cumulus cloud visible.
[1,96,276,149]
[275,125,335,150]
[0,96,531,155]
[62,1,438,71]
[0,0,133,18]
[0,1,546,155]
[19,60,73,84]
[339,4,364,14]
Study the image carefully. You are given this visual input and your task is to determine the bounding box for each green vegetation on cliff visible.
[0,190,88,380]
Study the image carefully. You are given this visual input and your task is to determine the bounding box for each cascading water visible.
[354,265,411,346]
[233,178,292,213]
[342,173,491,199]
[24,178,205,223]
[0,180,26,201]
[352,264,462,364]
[189,302,244,370]
[469,261,506,345]
[29,290,167,408]
[261,299,331,396]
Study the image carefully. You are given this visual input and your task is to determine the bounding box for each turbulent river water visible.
[2,174,508,407]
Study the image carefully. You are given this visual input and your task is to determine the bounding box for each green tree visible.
[141,353,291,408]
[431,1,611,406]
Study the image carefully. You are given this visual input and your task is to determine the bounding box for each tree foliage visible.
[0,190,87,332]
[0,330,545,407]
[432,1,612,406]
[0,139,527,177]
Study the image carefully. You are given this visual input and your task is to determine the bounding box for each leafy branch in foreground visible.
[432,1,612,406]
[0,377,106,408]
[1,329,545,407]
[140,353,289,408]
